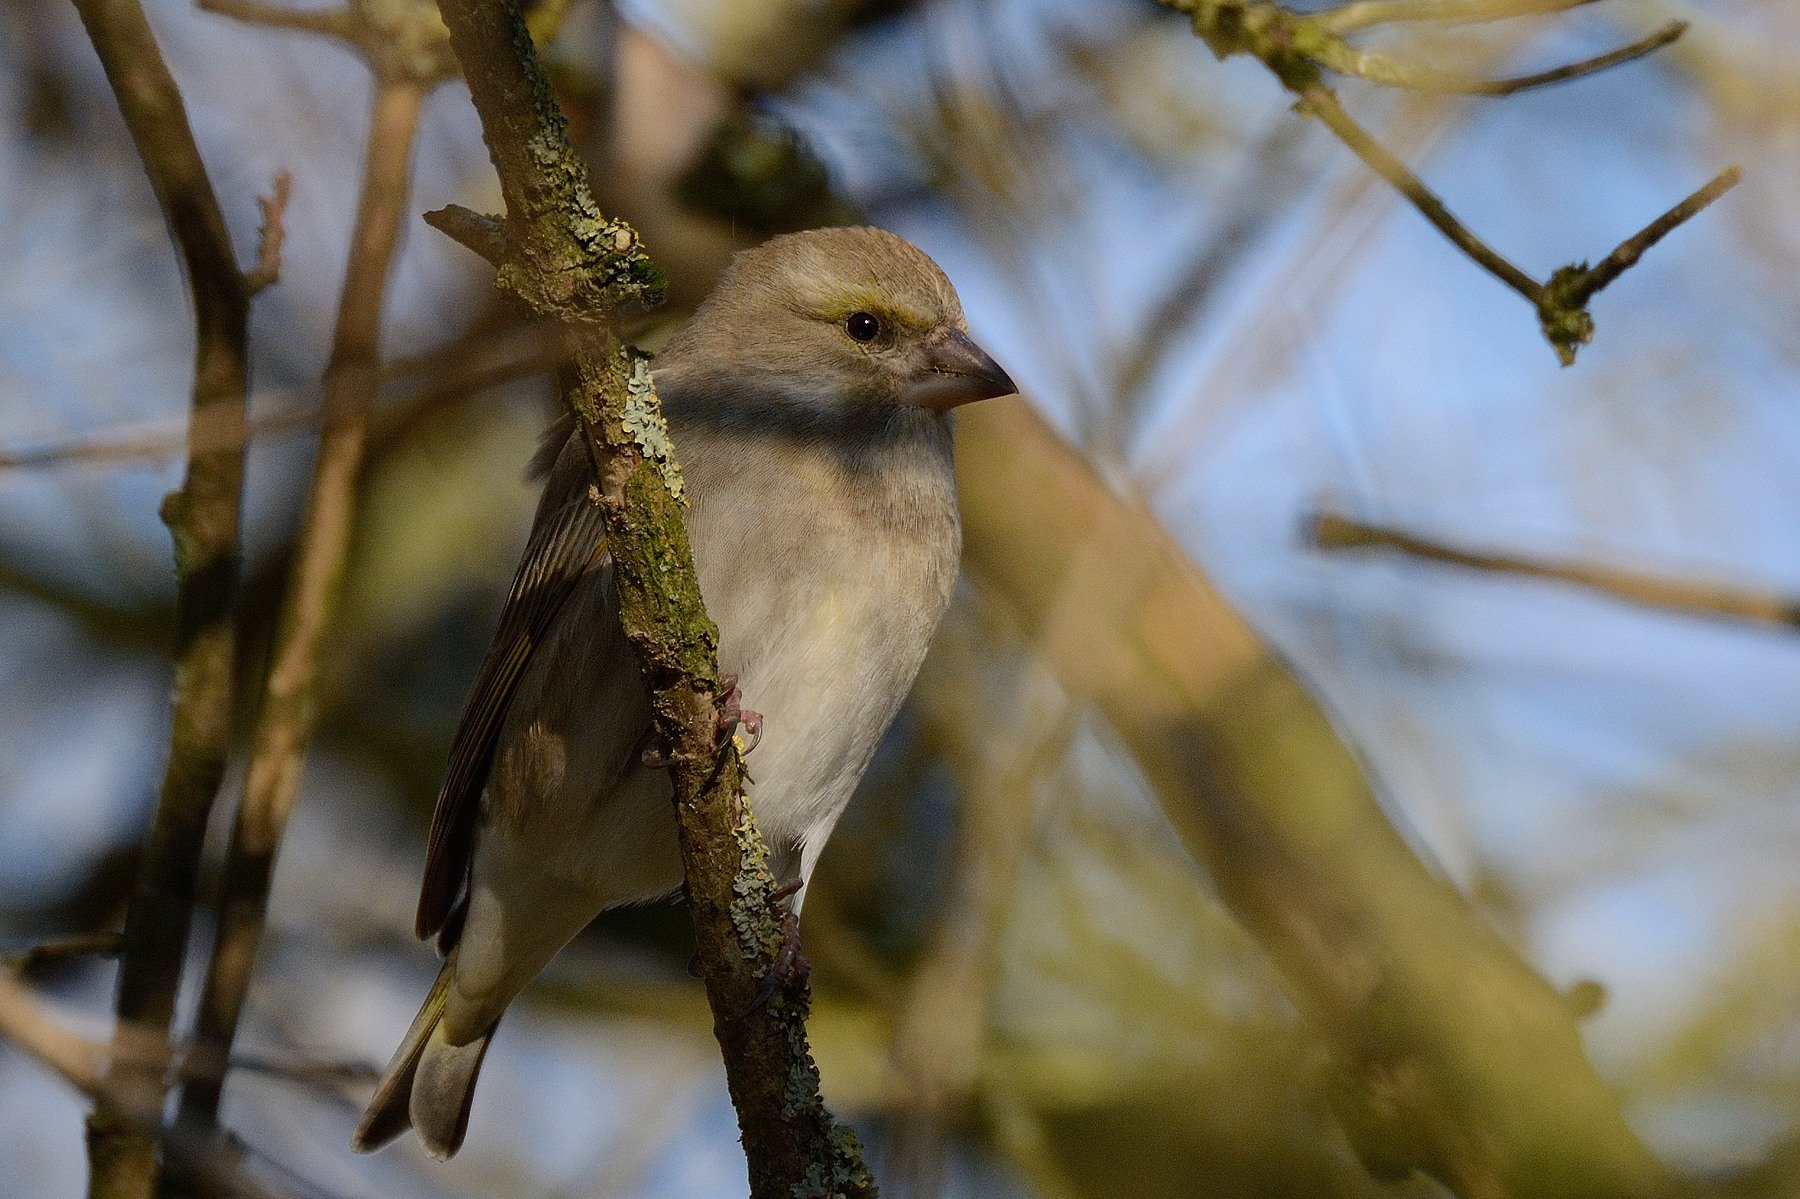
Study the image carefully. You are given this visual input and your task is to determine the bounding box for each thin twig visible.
[1310,511,1800,630]
[1322,20,1687,96]
[1318,0,1596,35]
[1555,164,1742,305]
[1296,82,1541,299]
[197,0,355,43]
[68,2,261,1194]
[428,2,873,1194]
[6,933,123,972]
[0,319,558,473]
[175,57,434,1133]
[243,172,293,294]
[1157,0,1735,363]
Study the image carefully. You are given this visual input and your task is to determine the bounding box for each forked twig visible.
[1158,0,1738,362]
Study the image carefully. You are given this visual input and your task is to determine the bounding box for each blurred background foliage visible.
[2,0,1799,1196]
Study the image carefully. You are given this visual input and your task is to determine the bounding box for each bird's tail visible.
[351,955,497,1160]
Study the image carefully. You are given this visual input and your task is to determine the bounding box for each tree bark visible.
[68,4,258,1195]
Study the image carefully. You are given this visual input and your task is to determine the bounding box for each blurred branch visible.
[197,0,458,81]
[67,2,273,1194]
[955,399,1682,1199]
[0,975,318,1199]
[172,0,444,1142]
[426,3,873,1196]
[887,636,1068,1199]
[566,23,1679,1194]
[1155,0,1738,364]
[6,934,123,973]
[0,318,558,473]
[242,172,293,294]
[1311,510,1800,630]
[1318,0,1596,34]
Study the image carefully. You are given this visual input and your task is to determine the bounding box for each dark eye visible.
[845,311,881,343]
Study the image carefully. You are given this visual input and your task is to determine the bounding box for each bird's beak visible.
[904,328,1017,411]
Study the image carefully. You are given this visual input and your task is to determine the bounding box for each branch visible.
[6,933,122,973]
[243,172,293,294]
[0,975,313,1199]
[955,400,1681,1199]
[1315,20,1687,96]
[172,6,442,1139]
[1156,0,1738,363]
[427,3,872,1195]
[68,2,263,1194]
[1311,511,1800,629]
[1318,0,1597,34]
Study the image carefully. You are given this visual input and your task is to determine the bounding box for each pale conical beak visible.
[904,328,1017,411]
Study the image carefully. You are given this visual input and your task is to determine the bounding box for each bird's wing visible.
[415,432,608,943]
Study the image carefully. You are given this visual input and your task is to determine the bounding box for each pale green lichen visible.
[622,355,686,503]
[789,1127,875,1199]
[729,809,781,960]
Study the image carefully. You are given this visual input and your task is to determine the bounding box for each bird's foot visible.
[740,880,808,1017]
[639,674,761,768]
[715,673,763,755]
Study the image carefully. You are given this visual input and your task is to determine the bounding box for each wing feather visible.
[415,460,607,942]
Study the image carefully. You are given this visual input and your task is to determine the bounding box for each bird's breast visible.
[672,414,960,843]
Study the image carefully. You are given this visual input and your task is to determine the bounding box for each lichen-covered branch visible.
[1156,0,1738,363]
[1311,510,1800,630]
[427,3,873,1195]
[67,4,269,1195]
[170,1,445,1144]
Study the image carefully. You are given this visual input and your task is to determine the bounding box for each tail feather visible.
[411,1019,496,1159]
[352,959,496,1159]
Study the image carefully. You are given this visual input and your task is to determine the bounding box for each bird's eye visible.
[845,311,881,343]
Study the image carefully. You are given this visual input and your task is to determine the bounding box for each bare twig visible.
[1157,0,1737,363]
[0,318,560,473]
[1318,0,1596,33]
[1296,82,1541,296]
[243,172,293,294]
[68,2,264,1194]
[1311,511,1800,630]
[197,0,354,42]
[6,933,123,973]
[174,15,440,1132]
[1321,20,1686,96]
[427,2,872,1194]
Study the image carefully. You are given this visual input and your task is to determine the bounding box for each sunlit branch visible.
[1318,20,1686,96]
[1156,0,1738,363]
[1318,0,1595,35]
[1311,511,1800,630]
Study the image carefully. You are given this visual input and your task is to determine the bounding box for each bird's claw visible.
[738,880,807,1018]
[640,674,761,768]
[715,674,763,755]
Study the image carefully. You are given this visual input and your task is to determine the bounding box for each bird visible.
[352,226,1015,1159]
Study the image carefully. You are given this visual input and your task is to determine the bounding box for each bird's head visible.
[658,226,1016,417]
